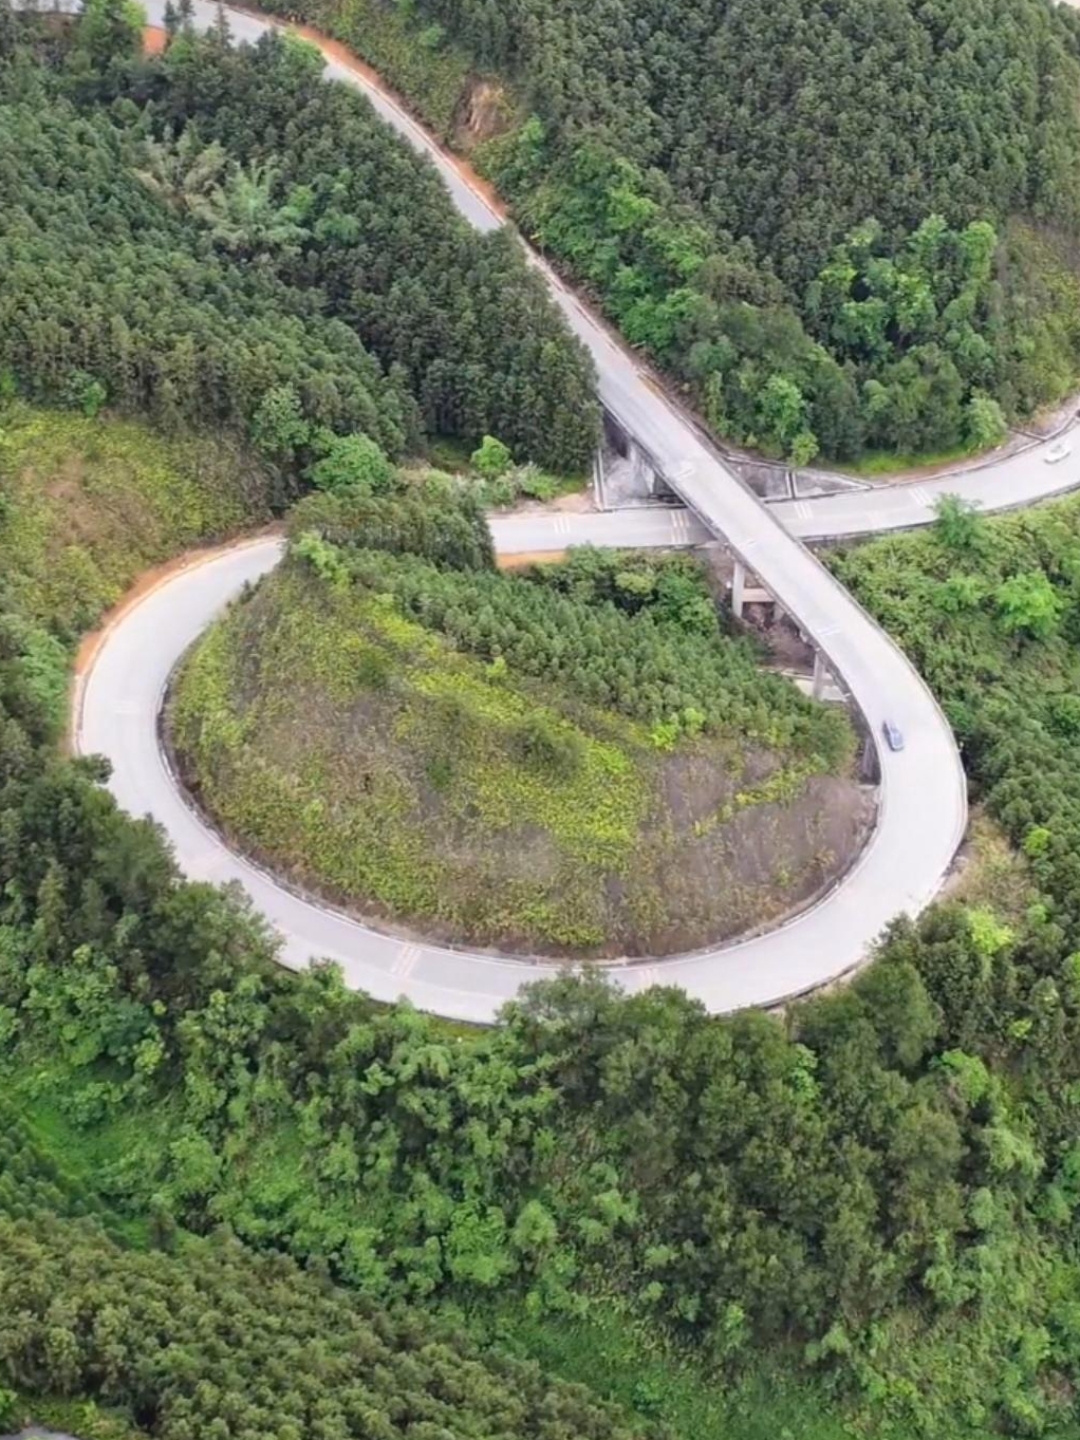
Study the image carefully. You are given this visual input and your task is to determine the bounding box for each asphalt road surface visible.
[75,0,1079,1018]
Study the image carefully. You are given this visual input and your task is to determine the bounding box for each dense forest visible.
[8,5,1080,1440]
[0,1121,649,1440]
[274,0,1080,462]
[0,1,598,473]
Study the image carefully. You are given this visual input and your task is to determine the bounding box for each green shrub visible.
[511,712,584,777]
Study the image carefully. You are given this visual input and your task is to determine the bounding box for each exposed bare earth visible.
[453,77,512,151]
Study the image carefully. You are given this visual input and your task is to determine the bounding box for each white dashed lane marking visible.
[392,944,422,978]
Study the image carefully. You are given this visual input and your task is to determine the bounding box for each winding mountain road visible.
[76,0,1078,1019]
[76,525,952,1024]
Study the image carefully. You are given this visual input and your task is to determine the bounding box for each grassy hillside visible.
[0,401,274,638]
[0,401,274,734]
[169,545,864,955]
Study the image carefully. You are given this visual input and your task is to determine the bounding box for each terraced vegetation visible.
[169,489,860,955]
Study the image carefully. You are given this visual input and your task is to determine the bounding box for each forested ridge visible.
[269,0,1080,463]
[0,1,598,473]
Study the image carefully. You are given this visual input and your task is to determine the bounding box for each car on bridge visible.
[882,720,905,752]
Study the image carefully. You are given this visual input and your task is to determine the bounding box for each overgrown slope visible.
[832,492,1080,952]
[170,499,860,955]
[0,402,274,636]
[0,400,275,731]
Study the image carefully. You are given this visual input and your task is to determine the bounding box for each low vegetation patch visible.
[0,402,274,638]
[0,401,274,734]
[169,505,862,956]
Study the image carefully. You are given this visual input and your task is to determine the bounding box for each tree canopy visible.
[0,13,599,474]
[281,0,1080,462]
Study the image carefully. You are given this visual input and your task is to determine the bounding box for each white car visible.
[882,720,905,753]
[1044,440,1072,464]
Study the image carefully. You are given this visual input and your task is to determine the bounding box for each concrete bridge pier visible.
[731,557,746,619]
[730,558,784,622]
[629,438,657,495]
[600,410,677,503]
[812,650,834,701]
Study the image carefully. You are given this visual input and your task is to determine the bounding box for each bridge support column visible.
[629,439,654,496]
[731,558,746,619]
[812,650,830,701]
[592,449,607,510]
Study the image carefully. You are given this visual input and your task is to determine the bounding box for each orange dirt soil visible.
[496,550,567,569]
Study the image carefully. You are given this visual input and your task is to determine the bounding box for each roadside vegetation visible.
[7,7,1080,1440]
[265,0,1080,466]
[0,399,274,733]
[832,492,1080,956]
[169,488,860,956]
